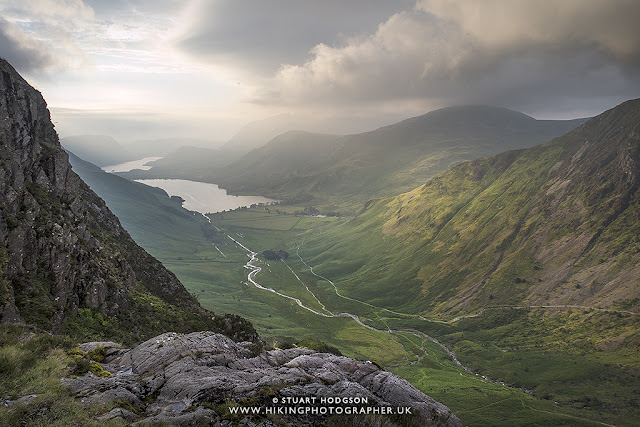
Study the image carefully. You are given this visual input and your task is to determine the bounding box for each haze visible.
[1,0,639,144]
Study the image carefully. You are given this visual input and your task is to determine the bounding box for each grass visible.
[394,363,608,427]
[56,103,639,425]
[72,183,636,427]
[0,325,126,427]
[119,206,637,426]
[210,210,302,230]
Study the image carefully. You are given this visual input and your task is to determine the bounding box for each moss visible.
[89,362,111,378]
[68,345,110,377]
[3,213,18,230]
[216,401,242,422]
[61,282,259,348]
[110,400,142,416]
[86,346,106,363]
[12,274,57,330]
[142,390,160,405]
[0,325,119,426]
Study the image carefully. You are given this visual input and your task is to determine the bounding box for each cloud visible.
[257,0,640,118]
[417,0,640,64]
[0,0,95,73]
[0,17,54,72]
[266,11,467,103]
[19,0,94,20]
[175,0,415,74]
[50,106,242,142]
[0,0,197,76]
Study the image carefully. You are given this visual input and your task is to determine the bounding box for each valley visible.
[4,3,640,425]
[122,106,587,214]
[179,207,636,426]
[66,100,640,426]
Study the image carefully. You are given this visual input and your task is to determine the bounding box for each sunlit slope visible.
[299,99,640,315]
[214,106,586,212]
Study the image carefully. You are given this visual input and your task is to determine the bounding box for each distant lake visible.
[135,179,277,214]
[102,156,162,173]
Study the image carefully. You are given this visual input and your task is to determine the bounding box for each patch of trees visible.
[294,206,320,215]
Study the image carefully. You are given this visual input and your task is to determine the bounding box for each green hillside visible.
[64,100,640,424]
[0,58,256,346]
[273,99,640,425]
[298,100,640,315]
[211,106,586,213]
[116,145,245,181]
[66,151,220,254]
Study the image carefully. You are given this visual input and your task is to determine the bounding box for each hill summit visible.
[210,105,586,212]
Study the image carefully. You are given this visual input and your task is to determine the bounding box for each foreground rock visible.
[65,332,462,426]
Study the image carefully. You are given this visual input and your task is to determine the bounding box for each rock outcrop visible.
[0,58,256,344]
[65,332,462,426]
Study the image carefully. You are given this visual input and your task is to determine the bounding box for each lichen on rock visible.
[64,331,462,426]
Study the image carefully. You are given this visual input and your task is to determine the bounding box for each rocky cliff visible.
[0,58,256,344]
[65,332,462,426]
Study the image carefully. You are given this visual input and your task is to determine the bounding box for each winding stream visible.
[226,233,476,375]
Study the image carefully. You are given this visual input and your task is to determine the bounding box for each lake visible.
[102,156,162,173]
[135,178,277,214]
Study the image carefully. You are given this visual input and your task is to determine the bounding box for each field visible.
[134,206,638,426]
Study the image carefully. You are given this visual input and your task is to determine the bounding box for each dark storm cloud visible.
[176,0,415,73]
[256,0,640,118]
[0,18,54,73]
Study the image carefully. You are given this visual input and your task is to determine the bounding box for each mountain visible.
[117,145,245,181]
[221,113,299,152]
[0,58,256,344]
[285,99,640,424]
[300,99,640,315]
[66,151,216,255]
[211,106,587,212]
[116,115,312,181]
[117,115,309,181]
[123,106,584,212]
[60,134,137,167]
[123,137,223,158]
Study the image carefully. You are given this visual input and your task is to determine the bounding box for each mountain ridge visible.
[298,98,640,316]
[210,105,587,212]
[0,58,256,344]
[119,105,586,215]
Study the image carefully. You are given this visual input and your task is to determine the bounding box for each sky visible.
[1,0,640,144]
